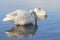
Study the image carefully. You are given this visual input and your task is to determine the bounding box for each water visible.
[0,11,60,40]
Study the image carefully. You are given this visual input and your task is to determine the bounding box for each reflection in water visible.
[5,23,38,38]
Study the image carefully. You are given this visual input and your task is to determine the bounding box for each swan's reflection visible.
[5,23,38,38]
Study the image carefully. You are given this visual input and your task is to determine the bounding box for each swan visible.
[3,8,47,25]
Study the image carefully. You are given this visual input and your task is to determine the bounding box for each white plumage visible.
[3,10,35,25]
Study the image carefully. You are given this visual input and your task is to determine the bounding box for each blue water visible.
[0,11,60,40]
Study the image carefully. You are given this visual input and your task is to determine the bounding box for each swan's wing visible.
[3,10,35,25]
[14,10,35,25]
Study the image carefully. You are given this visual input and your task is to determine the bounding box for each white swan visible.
[3,8,47,25]
[3,10,35,25]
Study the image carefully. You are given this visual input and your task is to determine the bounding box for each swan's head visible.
[34,8,47,20]
[3,12,17,22]
[29,8,47,20]
[34,8,46,15]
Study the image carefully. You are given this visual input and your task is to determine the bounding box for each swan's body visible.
[3,10,35,25]
[3,8,47,25]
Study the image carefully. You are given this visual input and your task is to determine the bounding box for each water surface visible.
[0,11,60,40]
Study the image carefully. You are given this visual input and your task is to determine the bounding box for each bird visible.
[3,8,47,25]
